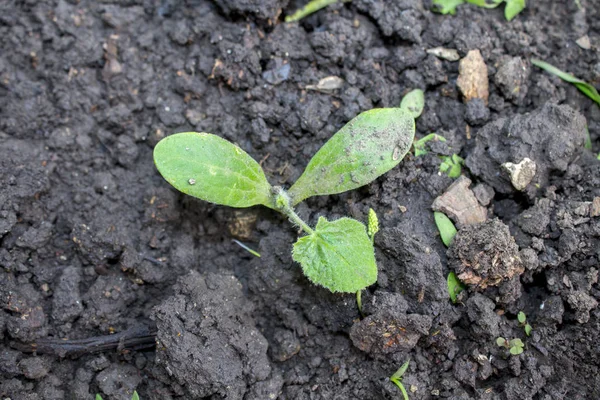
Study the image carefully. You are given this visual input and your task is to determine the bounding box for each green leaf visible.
[466,0,502,9]
[153,132,274,209]
[439,154,464,178]
[584,127,592,150]
[447,272,466,303]
[496,337,507,347]
[525,324,532,336]
[433,0,465,14]
[414,133,447,157]
[504,0,526,21]
[288,108,415,205]
[517,311,526,324]
[510,346,523,355]
[531,59,600,107]
[509,338,524,348]
[400,89,425,119]
[434,211,457,247]
[96,396,103,400]
[292,217,377,293]
[285,0,338,22]
[391,360,410,380]
[132,392,140,400]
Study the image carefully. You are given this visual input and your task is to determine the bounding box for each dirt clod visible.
[449,219,524,289]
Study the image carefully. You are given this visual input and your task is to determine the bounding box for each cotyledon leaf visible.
[292,217,377,293]
[153,132,275,209]
[288,108,415,205]
[400,89,425,119]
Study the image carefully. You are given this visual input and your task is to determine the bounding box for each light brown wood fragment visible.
[457,50,489,105]
[432,176,487,227]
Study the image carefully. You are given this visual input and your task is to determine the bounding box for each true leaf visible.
[153,132,275,209]
[288,108,415,205]
[434,211,457,247]
[504,0,525,21]
[447,271,466,303]
[531,59,600,106]
[400,89,425,119]
[292,217,377,293]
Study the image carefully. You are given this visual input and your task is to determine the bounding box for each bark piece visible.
[457,50,489,105]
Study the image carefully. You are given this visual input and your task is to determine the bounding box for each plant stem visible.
[273,187,315,235]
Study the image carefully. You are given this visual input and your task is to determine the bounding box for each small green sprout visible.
[439,154,464,178]
[154,91,423,293]
[433,211,457,247]
[447,271,466,303]
[413,133,447,157]
[496,337,524,355]
[584,127,592,150]
[285,0,350,22]
[433,0,526,21]
[232,239,261,258]
[390,360,410,400]
[531,59,600,107]
[517,311,532,336]
[96,392,139,400]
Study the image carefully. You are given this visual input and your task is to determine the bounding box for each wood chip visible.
[457,50,489,105]
[591,197,600,217]
[427,47,460,61]
[432,176,487,227]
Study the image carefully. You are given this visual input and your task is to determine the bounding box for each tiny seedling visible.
[433,0,526,21]
[413,133,447,157]
[97,392,139,400]
[232,239,261,258]
[584,127,592,150]
[390,359,410,400]
[433,211,457,247]
[154,91,423,293]
[517,311,532,336]
[531,59,600,107]
[285,0,350,22]
[447,271,466,303]
[413,134,462,178]
[439,154,464,178]
[496,337,524,355]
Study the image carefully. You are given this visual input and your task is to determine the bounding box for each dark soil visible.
[1,0,599,399]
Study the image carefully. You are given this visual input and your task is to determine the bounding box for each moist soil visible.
[1,0,600,399]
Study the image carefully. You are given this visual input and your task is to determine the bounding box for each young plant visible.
[285,0,348,22]
[433,0,526,21]
[390,359,410,400]
[413,133,446,157]
[496,337,524,355]
[517,311,532,336]
[153,91,423,293]
[439,154,464,178]
[96,392,139,400]
[433,211,457,247]
[447,271,466,303]
[531,59,600,107]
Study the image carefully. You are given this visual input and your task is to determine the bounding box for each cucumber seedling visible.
[153,90,423,293]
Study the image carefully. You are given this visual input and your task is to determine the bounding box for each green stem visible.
[356,290,363,317]
[391,379,409,400]
[274,187,314,235]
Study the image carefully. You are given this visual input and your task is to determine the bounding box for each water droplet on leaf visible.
[188,178,196,185]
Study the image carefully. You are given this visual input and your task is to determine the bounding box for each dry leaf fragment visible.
[457,50,489,105]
